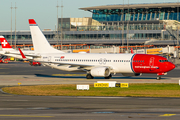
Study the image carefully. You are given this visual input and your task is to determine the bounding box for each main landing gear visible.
[157,76,161,80]
[86,74,112,79]
[86,74,94,79]
[105,74,112,79]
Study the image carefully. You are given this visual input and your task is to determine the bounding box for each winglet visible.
[0,36,12,49]
[29,19,37,25]
[131,48,134,54]
[18,48,27,60]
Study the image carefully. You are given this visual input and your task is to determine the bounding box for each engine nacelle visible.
[122,73,141,77]
[90,67,110,77]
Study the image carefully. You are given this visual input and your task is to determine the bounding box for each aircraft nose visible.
[168,62,176,71]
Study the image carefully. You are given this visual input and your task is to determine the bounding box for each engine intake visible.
[90,67,110,77]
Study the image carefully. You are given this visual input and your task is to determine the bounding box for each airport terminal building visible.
[1,2,180,47]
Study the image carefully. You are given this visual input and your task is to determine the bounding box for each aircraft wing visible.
[4,52,41,58]
[37,60,113,70]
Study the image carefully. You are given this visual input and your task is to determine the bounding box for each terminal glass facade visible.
[92,8,180,22]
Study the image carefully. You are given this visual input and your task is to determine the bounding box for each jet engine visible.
[90,67,110,77]
[122,73,141,77]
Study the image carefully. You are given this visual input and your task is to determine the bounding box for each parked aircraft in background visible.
[0,36,41,66]
[18,48,41,66]
[27,19,175,80]
[0,36,35,59]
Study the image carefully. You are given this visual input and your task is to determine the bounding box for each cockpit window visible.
[159,60,169,62]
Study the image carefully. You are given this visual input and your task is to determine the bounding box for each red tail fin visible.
[29,19,37,25]
[0,36,12,49]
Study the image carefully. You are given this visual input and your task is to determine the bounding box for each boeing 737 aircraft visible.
[0,36,35,59]
[28,19,175,80]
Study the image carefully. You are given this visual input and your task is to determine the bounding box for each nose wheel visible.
[157,76,161,80]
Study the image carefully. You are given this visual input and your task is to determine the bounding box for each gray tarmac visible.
[0,62,180,86]
[0,62,180,120]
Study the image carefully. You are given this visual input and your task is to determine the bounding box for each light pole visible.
[14,2,17,50]
[10,3,13,46]
[177,0,179,59]
[122,0,124,53]
[56,1,59,47]
[127,0,129,52]
[60,0,63,50]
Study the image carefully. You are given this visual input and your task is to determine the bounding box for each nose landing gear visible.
[157,76,161,80]
[156,73,167,80]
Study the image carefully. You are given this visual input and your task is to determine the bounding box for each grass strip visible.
[2,83,180,97]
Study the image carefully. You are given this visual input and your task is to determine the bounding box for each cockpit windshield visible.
[159,60,169,62]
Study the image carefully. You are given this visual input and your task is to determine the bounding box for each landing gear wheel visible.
[157,76,161,80]
[86,74,94,79]
[105,74,112,79]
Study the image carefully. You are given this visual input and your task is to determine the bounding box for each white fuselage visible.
[35,53,134,73]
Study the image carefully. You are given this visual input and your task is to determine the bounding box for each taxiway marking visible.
[160,114,176,117]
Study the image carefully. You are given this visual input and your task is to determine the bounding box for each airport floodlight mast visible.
[127,0,129,52]
[61,0,63,50]
[122,0,124,53]
[56,0,59,46]
[10,3,13,46]
[14,2,17,50]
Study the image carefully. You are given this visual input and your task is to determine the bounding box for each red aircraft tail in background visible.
[0,36,13,50]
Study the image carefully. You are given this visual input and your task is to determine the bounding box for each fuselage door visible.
[48,56,51,62]
[149,57,156,71]
[149,57,155,66]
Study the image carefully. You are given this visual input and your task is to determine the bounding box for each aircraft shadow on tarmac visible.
[34,74,166,80]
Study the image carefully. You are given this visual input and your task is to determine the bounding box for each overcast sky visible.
[0,0,178,30]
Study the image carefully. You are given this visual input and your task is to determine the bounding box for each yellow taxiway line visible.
[159,114,176,117]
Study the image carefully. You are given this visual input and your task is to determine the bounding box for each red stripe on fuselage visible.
[132,54,175,73]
